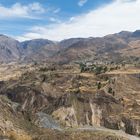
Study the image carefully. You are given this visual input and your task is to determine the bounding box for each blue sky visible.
[0,0,139,41]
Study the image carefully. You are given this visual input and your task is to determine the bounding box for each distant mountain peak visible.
[132,30,140,37]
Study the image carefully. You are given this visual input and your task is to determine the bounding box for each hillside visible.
[0,30,140,64]
[0,62,140,140]
[21,39,60,61]
[53,30,140,64]
[0,31,140,139]
[0,35,21,63]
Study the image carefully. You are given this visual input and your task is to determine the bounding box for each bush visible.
[97,82,102,89]
[108,87,113,93]
[94,66,103,75]
[79,63,86,72]
[108,87,115,96]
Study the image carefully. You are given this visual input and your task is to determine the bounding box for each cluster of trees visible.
[79,63,108,75]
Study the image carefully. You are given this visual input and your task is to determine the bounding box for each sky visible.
[0,0,139,41]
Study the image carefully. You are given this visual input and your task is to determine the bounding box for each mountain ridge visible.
[0,30,140,63]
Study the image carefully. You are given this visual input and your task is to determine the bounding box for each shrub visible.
[97,82,102,89]
[79,63,86,72]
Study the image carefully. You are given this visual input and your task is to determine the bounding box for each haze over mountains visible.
[0,30,140,63]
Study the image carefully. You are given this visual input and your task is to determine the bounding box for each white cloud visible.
[116,0,137,2]
[53,8,61,14]
[29,3,45,13]
[78,0,88,7]
[17,0,140,41]
[0,2,45,19]
[49,17,61,23]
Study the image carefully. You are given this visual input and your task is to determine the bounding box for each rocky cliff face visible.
[0,63,139,139]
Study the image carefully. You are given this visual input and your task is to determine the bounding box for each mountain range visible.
[0,30,140,63]
[0,30,140,140]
